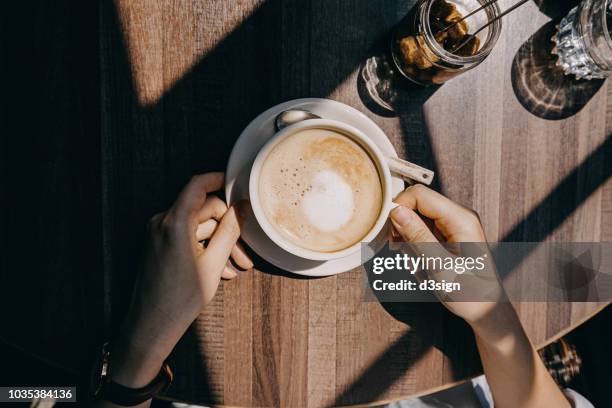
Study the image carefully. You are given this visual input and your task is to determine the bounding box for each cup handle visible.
[385,156,434,185]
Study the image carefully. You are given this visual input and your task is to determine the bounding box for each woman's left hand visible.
[109,173,253,390]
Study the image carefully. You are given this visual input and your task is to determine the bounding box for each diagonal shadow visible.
[356,8,443,190]
[502,136,611,244]
[494,136,612,279]
[534,0,579,19]
[332,301,480,406]
[332,330,428,407]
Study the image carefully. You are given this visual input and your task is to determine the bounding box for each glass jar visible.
[391,0,502,85]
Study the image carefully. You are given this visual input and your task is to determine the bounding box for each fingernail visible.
[391,206,413,226]
[244,251,254,269]
[226,268,238,279]
[240,260,254,271]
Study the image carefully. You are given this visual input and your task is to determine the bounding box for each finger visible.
[196,219,218,241]
[172,173,225,219]
[393,185,458,222]
[197,207,241,283]
[195,195,227,224]
[394,185,484,242]
[197,219,253,270]
[390,206,438,243]
[390,205,444,270]
[391,206,457,284]
[196,218,252,269]
[230,240,254,270]
[221,264,238,280]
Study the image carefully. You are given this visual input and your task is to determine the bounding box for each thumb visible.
[390,206,438,243]
[390,205,455,287]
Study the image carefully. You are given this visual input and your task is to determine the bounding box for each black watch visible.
[92,342,173,406]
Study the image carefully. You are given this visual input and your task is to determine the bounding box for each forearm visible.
[469,303,570,408]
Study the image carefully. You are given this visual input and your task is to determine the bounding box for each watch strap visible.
[100,362,173,406]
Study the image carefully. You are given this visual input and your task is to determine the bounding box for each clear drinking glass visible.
[553,0,612,79]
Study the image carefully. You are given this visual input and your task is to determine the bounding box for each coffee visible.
[258,128,383,253]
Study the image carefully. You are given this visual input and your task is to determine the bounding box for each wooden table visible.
[97,0,611,406]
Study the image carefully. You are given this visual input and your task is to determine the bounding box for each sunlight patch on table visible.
[115,0,263,106]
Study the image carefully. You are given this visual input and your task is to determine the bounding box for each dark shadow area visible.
[356,23,439,117]
[501,136,611,241]
[0,337,81,408]
[383,301,481,381]
[511,20,604,120]
[165,322,216,403]
[565,305,612,407]
[493,136,611,282]
[253,259,324,280]
[332,299,480,406]
[533,0,580,19]
[394,88,443,192]
[334,268,480,405]
[332,330,428,406]
[1,0,104,400]
[357,2,442,190]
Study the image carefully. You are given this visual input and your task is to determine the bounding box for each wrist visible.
[109,336,167,388]
[468,303,525,345]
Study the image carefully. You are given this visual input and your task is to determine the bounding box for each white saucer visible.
[225,98,404,277]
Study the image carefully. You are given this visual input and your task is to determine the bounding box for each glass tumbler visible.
[553,0,612,79]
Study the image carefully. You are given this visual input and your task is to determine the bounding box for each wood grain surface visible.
[97,0,612,406]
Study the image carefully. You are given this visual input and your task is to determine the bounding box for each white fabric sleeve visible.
[471,375,596,408]
[563,388,595,408]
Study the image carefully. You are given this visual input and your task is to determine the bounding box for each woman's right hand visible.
[390,184,503,325]
[390,185,573,408]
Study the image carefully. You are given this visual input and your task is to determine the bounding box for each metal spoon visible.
[275,109,321,131]
[274,109,434,185]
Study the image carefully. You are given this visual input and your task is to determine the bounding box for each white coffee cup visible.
[249,119,396,261]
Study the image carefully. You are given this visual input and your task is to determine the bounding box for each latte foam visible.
[258,128,383,253]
